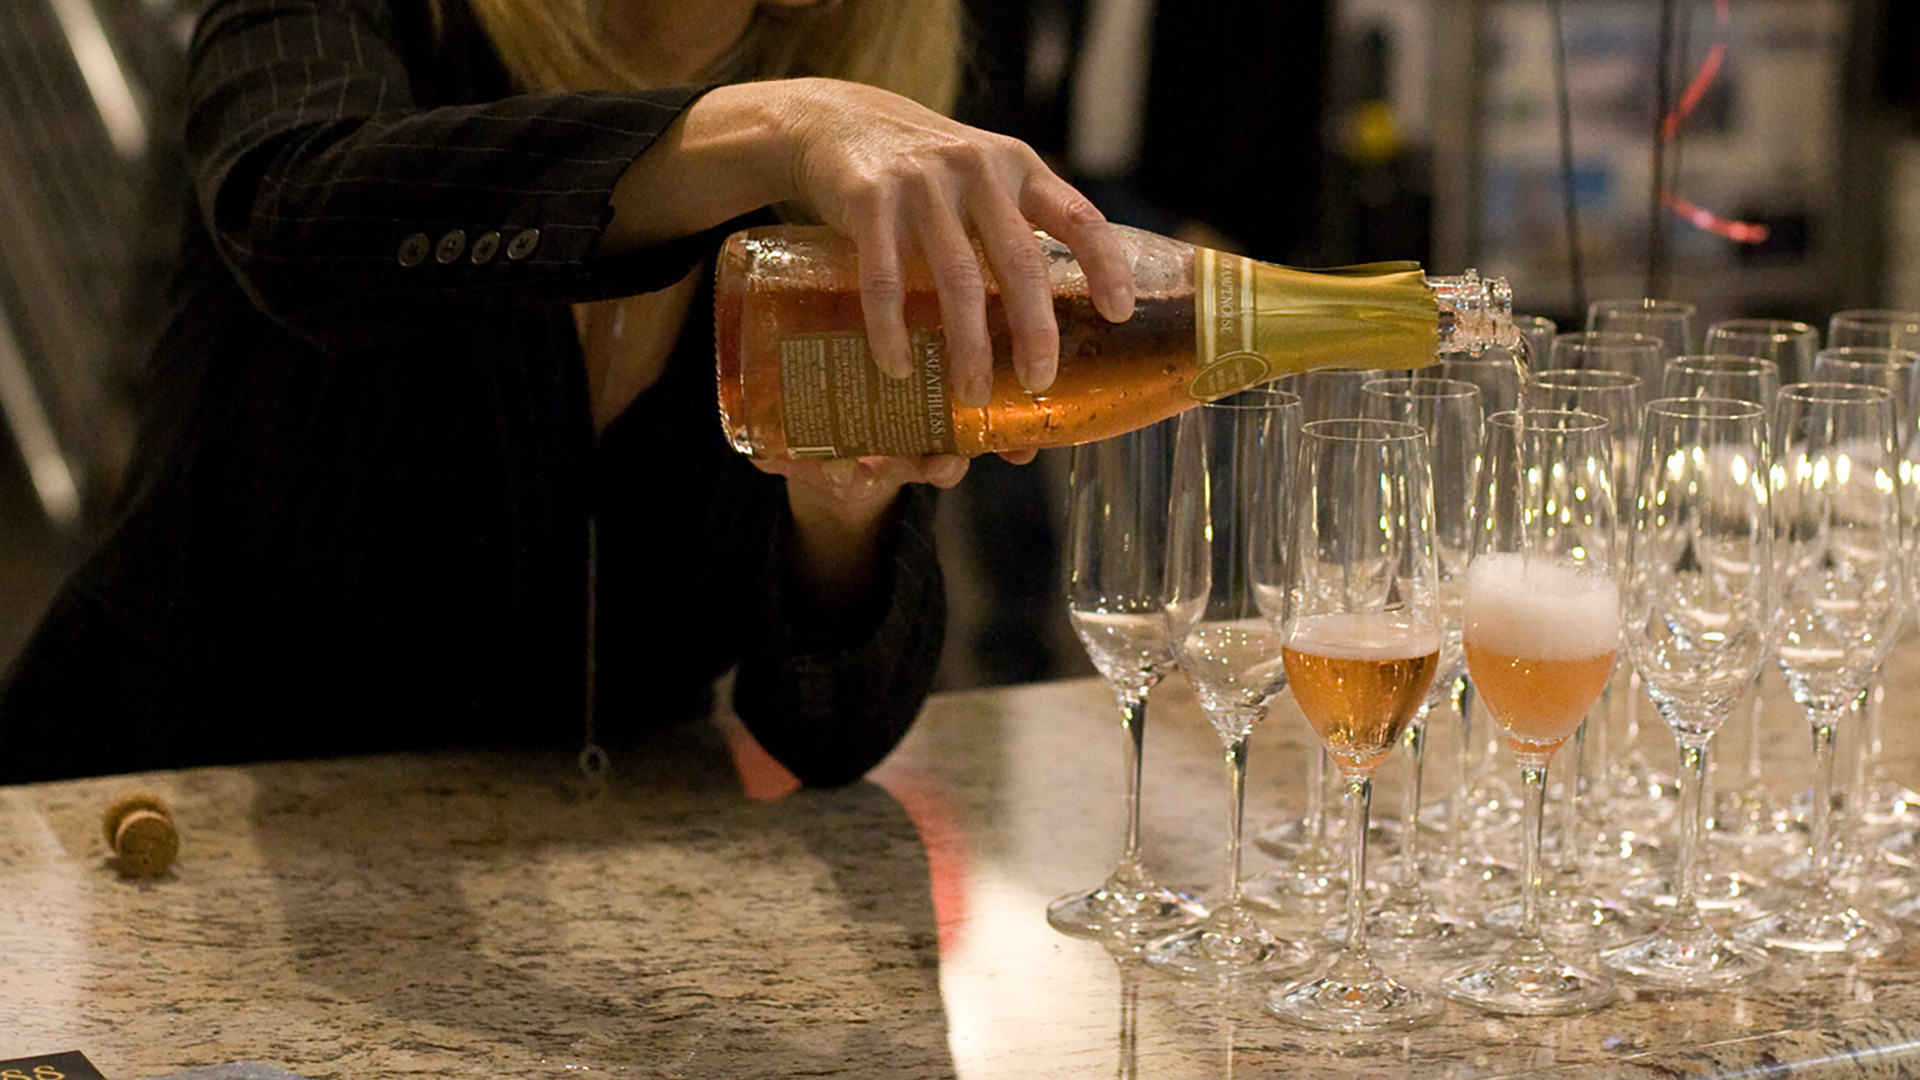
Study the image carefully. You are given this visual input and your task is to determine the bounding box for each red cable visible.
[1661,0,1770,244]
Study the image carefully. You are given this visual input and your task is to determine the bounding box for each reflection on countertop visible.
[3,657,1920,1078]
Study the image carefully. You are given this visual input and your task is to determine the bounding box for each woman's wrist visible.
[780,472,903,634]
[602,82,799,253]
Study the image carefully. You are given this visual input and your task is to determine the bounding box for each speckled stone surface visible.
[2,658,1919,1078]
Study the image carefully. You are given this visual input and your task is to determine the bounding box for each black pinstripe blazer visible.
[0,0,946,785]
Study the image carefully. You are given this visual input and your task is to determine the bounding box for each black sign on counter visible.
[0,1052,108,1080]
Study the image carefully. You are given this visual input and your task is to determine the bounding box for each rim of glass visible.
[1360,376,1480,400]
[1552,330,1665,351]
[1203,385,1303,410]
[1588,297,1699,316]
[1829,308,1920,327]
[1668,353,1779,374]
[1300,417,1426,442]
[1484,407,1609,434]
[1777,381,1898,405]
[1707,318,1816,338]
[1813,345,1920,367]
[1644,395,1767,420]
[1533,367,1643,389]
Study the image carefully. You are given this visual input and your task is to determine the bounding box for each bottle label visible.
[778,331,958,457]
[1191,248,1275,400]
[1191,249,1441,394]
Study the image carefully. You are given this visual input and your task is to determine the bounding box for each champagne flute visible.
[1253,368,1374,905]
[1440,409,1620,1015]
[1494,374,1656,940]
[1268,418,1446,1031]
[1536,356,1672,831]
[1828,309,1920,351]
[1736,383,1905,958]
[1049,418,1204,940]
[1600,397,1774,987]
[1516,314,1560,366]
[1145,387,1316,981]
[1662,354,1787,856]
[1588,297,1699,363]
[1549,332,1666,386]
[1665,355,1782,404]
[1354,377,1492,959]
[1704,318,1818,383]
[1809,346,1920,852]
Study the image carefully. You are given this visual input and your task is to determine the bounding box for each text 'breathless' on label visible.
[776,331,958,457]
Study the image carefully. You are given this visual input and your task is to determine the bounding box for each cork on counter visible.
[103,790,179,878]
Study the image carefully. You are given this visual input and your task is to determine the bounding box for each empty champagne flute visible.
[1538,354,1675,824]
[1736,383,1905,959]
[1588,297,1699,364]
[1601,398,1774,987]
[1050,418,1203,941]
[1809,346,1920,848]
[1549,332,1666,390]
[1268,418,1446,1031]
[1704,318,1818,383]
[1828,309,1920,351]
[1441,409,1620,1015]
[1353,377,1491,959]
[1145,387,1316,981]
[1663,354,1786,856]
[1516,314,1560,365]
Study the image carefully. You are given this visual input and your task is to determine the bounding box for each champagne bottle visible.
[714,224,1520,459]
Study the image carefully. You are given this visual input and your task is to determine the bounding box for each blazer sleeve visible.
[186,0,728,347]
[729,485,947,788]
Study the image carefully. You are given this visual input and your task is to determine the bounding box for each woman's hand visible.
[605,78,1136,409]
[755,453,972,632]
[775,78,1136,408]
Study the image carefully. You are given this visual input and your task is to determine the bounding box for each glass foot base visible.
[1620,865,1770,915]
[1242,863,1344,918]
[1268,961,1446,1032]
[1142,906,1316,983]
[1602,920,1771,987]
[1325,902,1492,962]
[1440,946,1615,1016]
[1047,875,1205,941]
[1483,892,1652,948]
[1735,901,1901,958]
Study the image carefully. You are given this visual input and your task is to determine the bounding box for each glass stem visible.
[1743,671,1765,791]
[1401,708,1428,876]
[1671,738,1710,930]
[1557,720,1585,872]
[1808,716,1840,898]
[1344,771,1374,960]
[1623,670,1644,768]
[1117,691,1149,867]
[1115,960,1139,1080]
[1450,674,1473,866]
[1517,760,1548,943]
[1585,684,1610,833]
[1224,733,1251,910]
[1306,745,1329,846]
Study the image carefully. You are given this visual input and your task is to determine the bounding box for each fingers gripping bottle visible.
[715,224,1520,459]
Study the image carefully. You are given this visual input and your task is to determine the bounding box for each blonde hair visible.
[457,1,960,115]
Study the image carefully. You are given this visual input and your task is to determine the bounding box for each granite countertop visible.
[2,656,1919,1078]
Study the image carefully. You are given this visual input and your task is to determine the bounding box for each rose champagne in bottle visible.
[714,224,1520,459]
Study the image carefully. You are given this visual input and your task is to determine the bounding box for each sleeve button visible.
[396,232,431,267]
[505,227,541,261]
[470,230,502,265]
[434,229,468,264]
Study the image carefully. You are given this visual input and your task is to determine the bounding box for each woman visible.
[0,0,1134,784]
